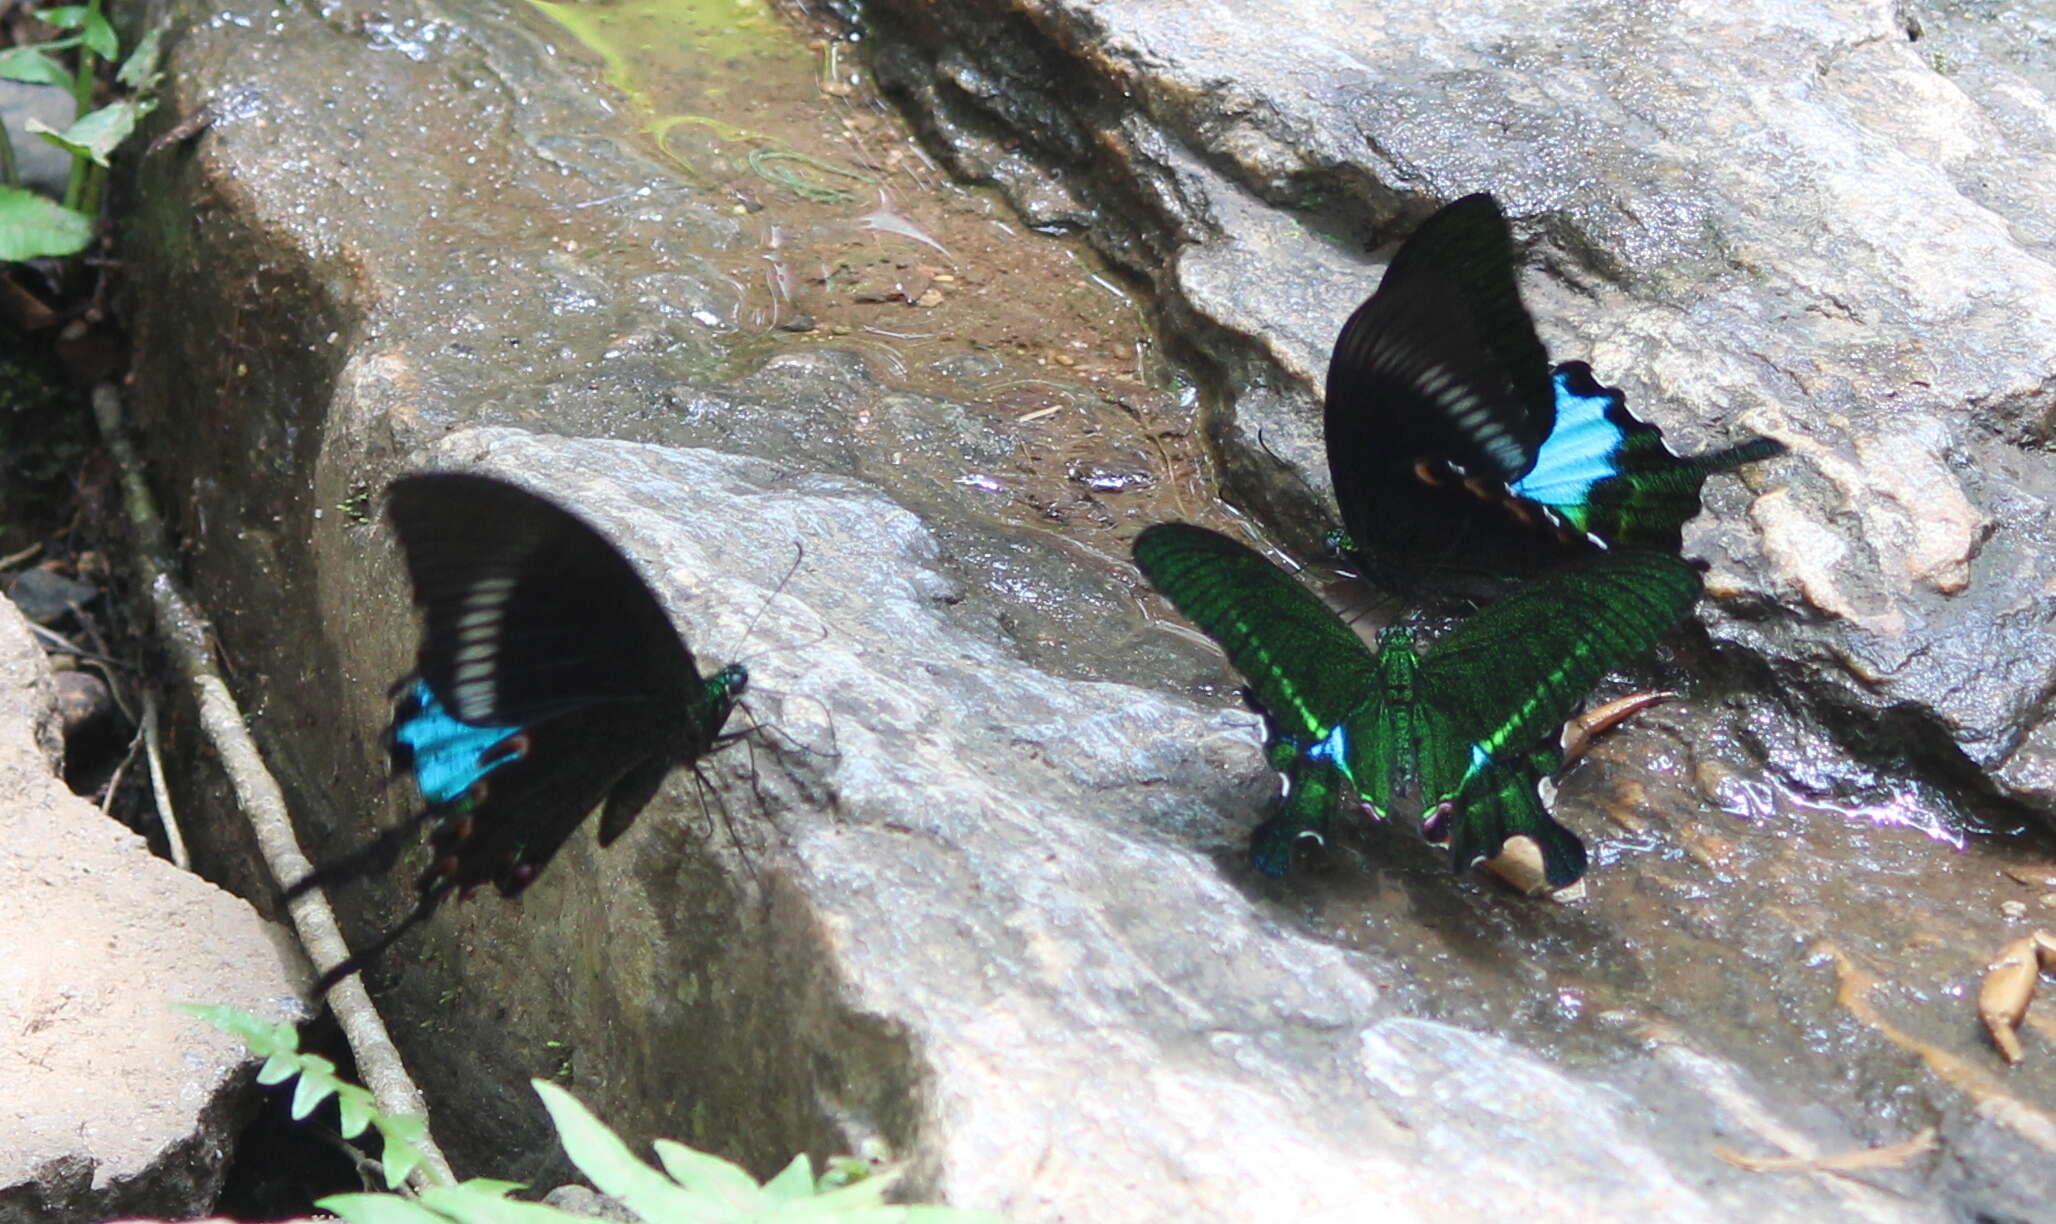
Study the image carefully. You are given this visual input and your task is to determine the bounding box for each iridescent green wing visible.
[1419,550,1699,760]
[1134,524,1388,876]
[1250,755,1349,878]
[1414,550,1702,882]
[1133,523,1382,745]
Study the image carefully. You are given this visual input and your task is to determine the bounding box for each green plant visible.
[182,1003,436,1189]
[0,0,159,261]
[188,1004,1005,1223]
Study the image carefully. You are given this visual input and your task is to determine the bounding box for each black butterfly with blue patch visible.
[1323,193,1785,588]
[291,472,747,991]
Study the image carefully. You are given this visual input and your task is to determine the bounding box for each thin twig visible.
[90,382,455,1190]
[140,690,185,869]
[98,718,143,812]
[28,621,103,660]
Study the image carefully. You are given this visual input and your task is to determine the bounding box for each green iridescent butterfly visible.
[1133,523,1701,887]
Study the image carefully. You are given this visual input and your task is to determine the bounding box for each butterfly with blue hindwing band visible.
[1323,193,1785,590]
[288,473,748,991]
[1132,523,1700,888]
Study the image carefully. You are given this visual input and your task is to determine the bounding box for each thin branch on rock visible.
[90,382,456,1190]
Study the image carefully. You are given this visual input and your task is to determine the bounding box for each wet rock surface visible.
[118,0,2056,1219]
[0,599,308,1221]
[847,0,2056,823]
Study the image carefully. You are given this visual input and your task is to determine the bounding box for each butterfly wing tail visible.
[1679,434,1787,476]
[1434,762,1588,889]
[281,808,438,903]
[1249,757,1345,877]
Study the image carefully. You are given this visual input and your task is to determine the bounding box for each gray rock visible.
[7,568,99,625]
[0,80,79,199]
[0,598,309,1222]
[113,0,2056,1219]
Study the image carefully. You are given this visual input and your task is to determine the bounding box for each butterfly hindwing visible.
[415,701,676,898]
[1511,363,1788,552]
[1439,757,1589,888]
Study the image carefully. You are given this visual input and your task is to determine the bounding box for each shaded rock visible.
[0,598,309,1221]
[51,666,128,794]
[0,80,81,199]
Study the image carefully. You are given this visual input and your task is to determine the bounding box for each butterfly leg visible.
[281,807,440,902]
[1559,690,1675,765]
[310,876,456,993]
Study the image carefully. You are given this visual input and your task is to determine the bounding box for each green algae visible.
[523,0,871,195]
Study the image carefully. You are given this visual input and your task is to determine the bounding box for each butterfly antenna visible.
[730,541,809,662]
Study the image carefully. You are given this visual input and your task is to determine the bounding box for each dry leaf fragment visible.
[1715,1127,1937,1174]
[1979,930,2056,1064]
[1482,836,1586,902]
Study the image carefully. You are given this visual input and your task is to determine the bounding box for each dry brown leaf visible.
[1980,932,2054,1064]
[1714,1127,1938,1173]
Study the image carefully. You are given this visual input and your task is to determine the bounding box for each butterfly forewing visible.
[386,473,704,726]
[1324,194,1786,585]
[1416,550,1702,765]
[1326,194,1554,501]
[1132,524,1381,743]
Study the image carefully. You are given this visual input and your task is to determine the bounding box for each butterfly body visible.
[294,473,746,989]
[1133,523,1699,887]
[1324,193,1784,588]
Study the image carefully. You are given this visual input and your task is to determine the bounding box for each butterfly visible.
[291,473,748,990]
[1323,193,1784,588]
[1132,523,1701,887]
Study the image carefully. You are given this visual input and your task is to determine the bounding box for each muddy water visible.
[512,0,1224,562]
[508,0,2056,1186]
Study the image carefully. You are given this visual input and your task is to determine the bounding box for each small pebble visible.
[54,669,115,741]
[2002,899,2029,919]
